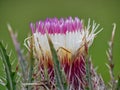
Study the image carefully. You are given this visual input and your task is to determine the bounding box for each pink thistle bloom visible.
[24,17,102,90]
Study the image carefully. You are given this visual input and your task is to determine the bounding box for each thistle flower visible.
[24,17,102,90]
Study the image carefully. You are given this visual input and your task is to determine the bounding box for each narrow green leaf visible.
[27,37,35,90]
[47,34,65,90]
[116,76,120,90]
[83,41,92,90]
[0,42,16,90]
[85,57,92,90]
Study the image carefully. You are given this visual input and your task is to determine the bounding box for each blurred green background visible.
[0,0,120,89]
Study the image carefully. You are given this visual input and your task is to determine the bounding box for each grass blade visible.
[85,56,92,90]
[106,23,116,89]
[27,37,34,90]
[116,76,120,90]
[7,24,27,82]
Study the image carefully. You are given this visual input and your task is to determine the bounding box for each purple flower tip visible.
[30,17,83,34]
[30,23,35,33]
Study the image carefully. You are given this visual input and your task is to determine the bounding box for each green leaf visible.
[0,42,16,90]
[26,37,35,90]
[47,34,66,90]
[85,57,93,90]
[116,76,120,90]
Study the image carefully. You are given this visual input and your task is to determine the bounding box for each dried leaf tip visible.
[111,23,116,43]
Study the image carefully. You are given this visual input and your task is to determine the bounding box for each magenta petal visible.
[30,17,83,34]
[30,23,35,33]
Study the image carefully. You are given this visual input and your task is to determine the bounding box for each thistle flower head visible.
[24,17,102,90]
